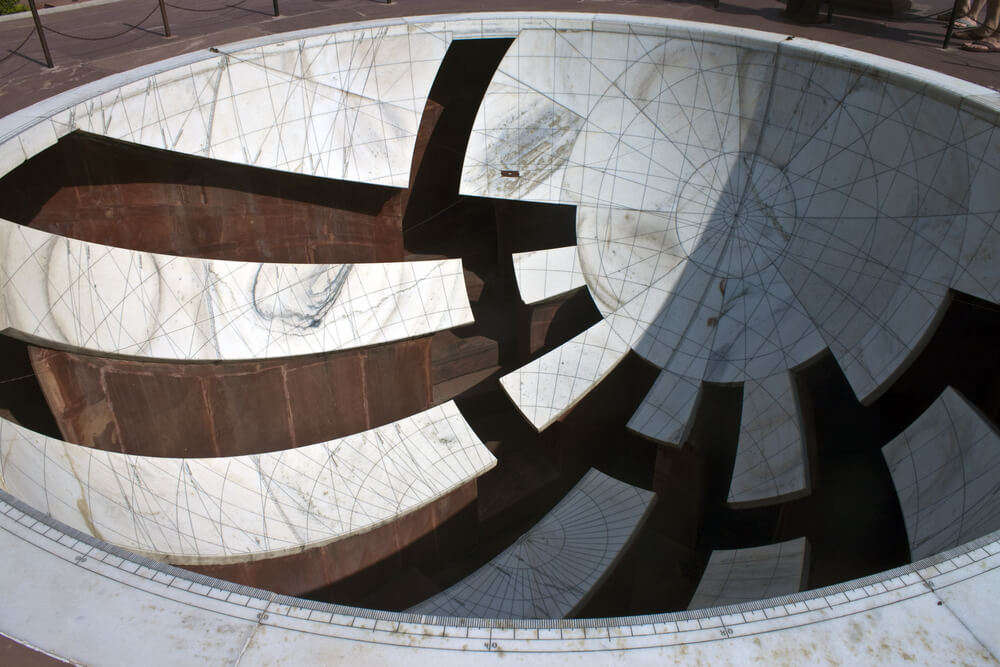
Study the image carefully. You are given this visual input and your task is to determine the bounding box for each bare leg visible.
[957,0,998,37]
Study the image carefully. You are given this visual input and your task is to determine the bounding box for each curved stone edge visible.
[0,401,496,564]
[5,14,994,190]
[0,486,997,663]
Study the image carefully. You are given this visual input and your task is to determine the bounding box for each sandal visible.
[955,26,993,40]
[962,35,1000,52]
[952,16,980,30]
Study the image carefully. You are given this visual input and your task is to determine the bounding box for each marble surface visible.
[728,372,809,506]
[512,246,586,304]
[688,537,810,610]
[630,369,808,507]
[471,19,1000,508]
[1,24,452,188]
[499,318,629,431]
[0,219,473,360]
[1,11,1000,664]
[409,468,655,619]
[627,369,701,446]
[0,401,495,564]
[1,487,997,664]
[883,387,1000,562]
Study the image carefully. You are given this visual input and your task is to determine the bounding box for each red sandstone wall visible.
[189,481,479,600]
[29,339,432,456]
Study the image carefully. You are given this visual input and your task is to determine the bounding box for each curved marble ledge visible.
[462,21,1000,411]
[0,401,496,564]
[687,537,810,610]
[499,318,629,431]
[2,485,997,664]
[512,246,586,305]
[408,468,655,619]
[0,24,453,188]
[727,372,810,507]
[882,386,1000,562]
[0,219,473,360]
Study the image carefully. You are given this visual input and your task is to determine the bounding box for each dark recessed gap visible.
[0,130,403,263]
[0,335,61,438]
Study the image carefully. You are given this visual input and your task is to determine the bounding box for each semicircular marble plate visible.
[471,23,1000,506]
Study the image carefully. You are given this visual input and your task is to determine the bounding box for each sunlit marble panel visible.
[409,469,655,619]
[0,220,473,360]
[512,246,586,304]
[45,25,451,187]
[499,318,629,431]
[882,387,1000,561]
[0,401,495,564]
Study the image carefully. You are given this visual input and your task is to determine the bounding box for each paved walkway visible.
[0,0,998,117]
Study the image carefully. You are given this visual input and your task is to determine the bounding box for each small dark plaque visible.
[500,170,520,177]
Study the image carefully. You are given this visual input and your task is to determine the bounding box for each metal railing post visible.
[942,0,962,48]
[158,0,171,37]
[26,0,53,68]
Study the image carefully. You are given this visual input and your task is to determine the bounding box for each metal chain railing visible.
[41,4,161,41]
[2,0,284,69]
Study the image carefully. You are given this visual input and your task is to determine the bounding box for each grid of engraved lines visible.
[410,469,655,619]
[882,389,1000,561]
[469,27,995,373]
[688,538,807,610]
[204,26,449,184]
[0,402,493,559]
[3,222,470,359]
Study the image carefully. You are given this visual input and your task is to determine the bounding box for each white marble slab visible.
[627,369,701,446]
[499,318,629,431]
[882,387,1000,562]
[24,25,451,188]
[727,372,809,507]
[409,469,655,619]
[688,537,809,610]
[0,401,495,564]
[0,219,472,360]
[512,246,586,304]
